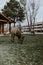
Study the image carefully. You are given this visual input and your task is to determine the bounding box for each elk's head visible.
[19,35,24,44]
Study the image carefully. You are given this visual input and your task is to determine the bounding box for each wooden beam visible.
[0,20,10,23]
[0,13,11,23]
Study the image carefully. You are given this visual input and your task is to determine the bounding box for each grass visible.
[0,34,43,65]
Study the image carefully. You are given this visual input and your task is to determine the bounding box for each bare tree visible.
[20,0,30,32]
[27,0,40,34]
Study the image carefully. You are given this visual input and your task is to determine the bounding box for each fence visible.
[21,23,43,34]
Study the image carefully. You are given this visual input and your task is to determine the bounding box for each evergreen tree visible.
[2,0,25,27]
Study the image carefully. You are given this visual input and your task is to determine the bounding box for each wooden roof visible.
[0,13,11,23]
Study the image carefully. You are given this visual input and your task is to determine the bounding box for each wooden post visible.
[0,24,1,34]
[9,23,11,33]
[2,24,4,34]
[1,24,2,34]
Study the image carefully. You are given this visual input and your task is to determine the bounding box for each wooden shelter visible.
[0,13,12,34]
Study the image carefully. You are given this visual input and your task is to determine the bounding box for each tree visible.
[27,0,40,34]
[2,0,25,27]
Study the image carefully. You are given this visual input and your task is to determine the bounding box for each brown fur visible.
[11,27,24,44]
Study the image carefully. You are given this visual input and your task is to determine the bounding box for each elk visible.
[11,27,24,44]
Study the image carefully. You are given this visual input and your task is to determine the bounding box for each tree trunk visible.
[14,22,15,27]
[32,17,35,35]
[30,16,32,32]
[14,18,15,27]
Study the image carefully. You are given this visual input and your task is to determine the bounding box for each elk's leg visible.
[18,38,22,44]
[11,33,15,42]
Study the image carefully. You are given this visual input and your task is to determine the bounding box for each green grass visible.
[0,34,43,65]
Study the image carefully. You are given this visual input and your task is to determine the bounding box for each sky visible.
[0,0,9,11]
[0,0,43,25]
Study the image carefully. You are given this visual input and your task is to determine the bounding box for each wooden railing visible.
[21,24,43,34]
